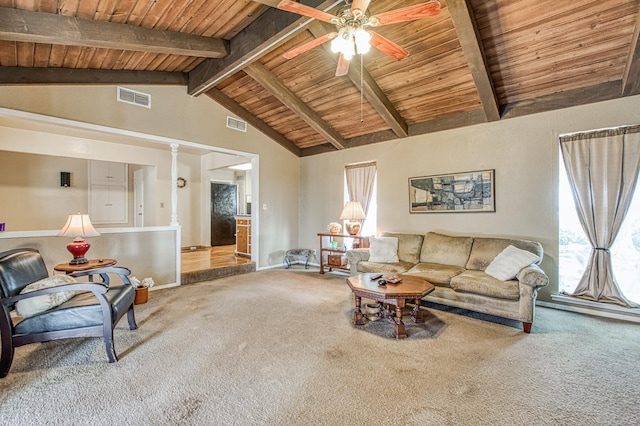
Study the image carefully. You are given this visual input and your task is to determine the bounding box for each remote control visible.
[370,274,383,280]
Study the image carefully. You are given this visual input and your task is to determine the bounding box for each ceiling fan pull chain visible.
[360,55,364,124]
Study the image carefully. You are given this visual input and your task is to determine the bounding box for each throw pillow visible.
[485,245,540,281]
[369,237,399,263]
[15,275,79,318]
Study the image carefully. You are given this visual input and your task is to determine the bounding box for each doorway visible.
[210,182,237,246]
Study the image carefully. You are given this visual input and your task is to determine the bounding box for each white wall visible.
[299,95,640,302]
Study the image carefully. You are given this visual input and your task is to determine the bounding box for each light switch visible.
[262,203,267,210]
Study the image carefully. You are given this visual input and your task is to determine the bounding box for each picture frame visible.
[408,169,495,213]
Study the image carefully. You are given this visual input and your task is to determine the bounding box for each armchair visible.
[0,248,138,378]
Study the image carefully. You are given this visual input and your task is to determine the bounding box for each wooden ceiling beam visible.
[188,0,341,96]
[0,7,227,58]
[0,68,187,86]
[622,7,640,96]
[244,62,346,150]
[447,0,500,122]
[307,22,409,137]
[501,81,622,119]
[205,88,302,157]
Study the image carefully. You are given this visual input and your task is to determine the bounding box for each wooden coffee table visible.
[346,273,435,339]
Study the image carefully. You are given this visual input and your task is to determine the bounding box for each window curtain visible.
[345,161,377,216]
[559,125,640,308]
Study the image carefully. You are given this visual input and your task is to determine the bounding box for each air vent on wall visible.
[117,86,151,108]
[226,116,247,132]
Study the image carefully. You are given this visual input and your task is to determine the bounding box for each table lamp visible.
[57,212,100,265]
[340,201,366,235]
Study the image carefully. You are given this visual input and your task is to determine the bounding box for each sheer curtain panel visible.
[345,161,377,216]
[560,125,640,307]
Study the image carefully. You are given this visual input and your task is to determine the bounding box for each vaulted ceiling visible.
[1,0,639,156]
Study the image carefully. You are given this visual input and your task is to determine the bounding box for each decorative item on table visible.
[327,222,342,234]
[57,212,100,265]
[365,303,382,321]
[329,239,338,250]
[131,276,154,305]
[340,201,366,235]
[386,275,403,284]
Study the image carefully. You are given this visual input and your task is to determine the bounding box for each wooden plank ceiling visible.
[0,0,639,156]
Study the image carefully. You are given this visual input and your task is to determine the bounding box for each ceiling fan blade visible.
[283,32,337,59]
[369,31,409,60]
[277,0,336,24]
[351,0,371,16]
[369,1,441,26]
[335,53,350,76]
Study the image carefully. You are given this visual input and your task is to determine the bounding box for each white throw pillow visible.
[15,275,79,318]
[485,245,540,281]
[369,237,399,263]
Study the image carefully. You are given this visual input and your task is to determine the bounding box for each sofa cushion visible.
[381,232,424,264]
[466,238,543,271]
[368,237,399,263]
[356,261,415,274]
[404,262,464,287]
[15,275,79,318]
[450,270,520,300]
[420,232,473,267]
[485,245,540,281]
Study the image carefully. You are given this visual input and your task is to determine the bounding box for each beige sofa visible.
[346,232,549,333]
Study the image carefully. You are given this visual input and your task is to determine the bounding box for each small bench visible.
[284,249,315,269]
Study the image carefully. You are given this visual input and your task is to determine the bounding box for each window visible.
[559,155,640,304]
[344,161,377,236]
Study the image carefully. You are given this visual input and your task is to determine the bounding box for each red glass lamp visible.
[57,212,100,265]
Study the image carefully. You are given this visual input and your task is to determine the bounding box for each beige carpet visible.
[1,270,639,425]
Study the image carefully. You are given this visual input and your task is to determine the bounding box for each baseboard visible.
[538,297,640,323]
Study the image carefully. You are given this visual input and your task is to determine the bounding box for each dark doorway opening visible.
[211,183,237,246]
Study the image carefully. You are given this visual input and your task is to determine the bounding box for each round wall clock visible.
[177,177,187,188]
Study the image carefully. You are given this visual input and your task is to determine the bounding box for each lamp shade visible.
[57,212,100,265]
[339,201,366,220]
[57,212,100,238]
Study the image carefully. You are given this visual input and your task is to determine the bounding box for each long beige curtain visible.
[345,161,377,216]
[560,125,640,308]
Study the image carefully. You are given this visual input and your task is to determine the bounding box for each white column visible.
[170,143,179,226]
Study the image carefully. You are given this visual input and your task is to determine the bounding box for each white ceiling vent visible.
[117,86,151,109]
[226,116,247,132]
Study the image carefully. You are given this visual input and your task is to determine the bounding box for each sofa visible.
[346,232,549,333]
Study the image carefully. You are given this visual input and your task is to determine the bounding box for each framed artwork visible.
[408,169,495,213]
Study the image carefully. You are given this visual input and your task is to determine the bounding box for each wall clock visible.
[177,177,187,188]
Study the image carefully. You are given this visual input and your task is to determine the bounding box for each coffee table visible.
[346,273,435,339]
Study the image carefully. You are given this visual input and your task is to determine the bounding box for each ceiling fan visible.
[277,0,441,76]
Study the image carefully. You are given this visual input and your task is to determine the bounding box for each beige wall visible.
[0,151,89,231]
[0,85,300,267]
[299,95,640,302]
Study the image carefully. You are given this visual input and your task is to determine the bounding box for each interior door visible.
[211,183,238,246]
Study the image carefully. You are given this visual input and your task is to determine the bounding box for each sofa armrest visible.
[517,264,549,289]
[346,248,370,275]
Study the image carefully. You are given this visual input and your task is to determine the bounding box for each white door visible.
[134,169,144,227]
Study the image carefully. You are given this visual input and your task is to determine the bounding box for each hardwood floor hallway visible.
[180,245,255,284]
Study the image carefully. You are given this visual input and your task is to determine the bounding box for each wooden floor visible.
[181,245,251,274]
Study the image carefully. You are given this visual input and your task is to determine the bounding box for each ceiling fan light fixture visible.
[354,28,371,54]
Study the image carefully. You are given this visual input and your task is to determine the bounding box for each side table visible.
[54,259,117,282]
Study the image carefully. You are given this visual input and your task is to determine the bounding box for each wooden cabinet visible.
[89,161,128,224]
[235,217,251,257]
[318,233,369,274]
